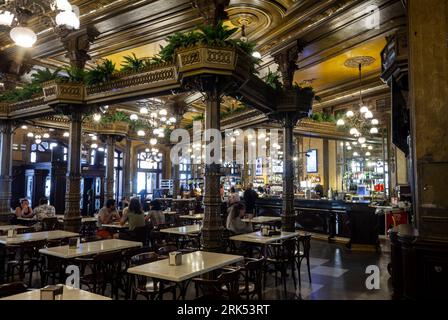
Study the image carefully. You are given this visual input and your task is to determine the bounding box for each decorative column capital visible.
[57,25,100,69]
[273,40,306,89]
[191,0,230,25]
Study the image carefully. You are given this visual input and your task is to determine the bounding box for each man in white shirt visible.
[34,197,56,221]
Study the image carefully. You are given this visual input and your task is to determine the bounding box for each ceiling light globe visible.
[159,109,167,116]
[93,113,101,122]
[360,106,369,114]
[252,51,262,59]
[368,146,373,150]
[10,27,37,48]
[130,114,139,121]
[370,127,379,134]
[336,119,345,126]
[346,110,355,118]
[140,107,148,114]
[371,119,379,125]
[0,11,14,26]
[364,111,373,119]
[91,143,98,149]
[27,132,34,138]
[349,128,358,136]
[56,10,80,30]
[150,138,157,145]
[63,132,70,137]
[169,117,176,123]
[358,137,366,144]
[137,130,145,136]
[43,133,50,139]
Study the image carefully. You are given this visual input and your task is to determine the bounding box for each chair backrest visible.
[132,225,152,246]
[157,245,178,256]
[297,234,312,256]
[0,282,28,298]
[130,252,159,267]
[42,217,59,231]
[218,268,241,300]
[123,246,153,261]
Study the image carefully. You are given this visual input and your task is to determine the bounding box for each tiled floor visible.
[263,240,393,300]
[22,239,393,300]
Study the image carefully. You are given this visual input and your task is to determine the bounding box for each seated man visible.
[97,199,120,239]
[33,197,56,231]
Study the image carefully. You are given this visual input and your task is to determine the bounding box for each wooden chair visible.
[295,234,312,287]
[40,239,63,287]
[41,217,59,231]
[129,252,176,300]
[223,257,264,300]
[121,246,154,299]
[264,239,297,296]
[0,282,28,298]
[193,268,241,300]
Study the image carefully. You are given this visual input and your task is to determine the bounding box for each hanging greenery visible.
[63,66,87,82]
[0,68,62,103]
[99,111,130,124]
[310,112,336,123]
[120,53,146,72]
[85,59,118,86]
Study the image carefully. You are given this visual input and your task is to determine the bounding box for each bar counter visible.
[254,197,381,248]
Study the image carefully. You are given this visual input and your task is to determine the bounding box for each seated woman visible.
[97,199,120,239]
[226,202,252,235]
[120,197,146,231]
[146,199,165,226]
[15,199,34,219]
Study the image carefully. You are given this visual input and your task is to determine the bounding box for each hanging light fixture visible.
[1,1,80,48]
[358,137,366,144]
[336,119,345,126]
[370,127,379,134]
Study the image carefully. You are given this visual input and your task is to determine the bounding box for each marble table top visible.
[179,214,204,220]
[39,239,142,258]
[101,222,128,229]
[0,225,29,232]
[127,250,243,282]
[159,224,201,235]
[163,211,178,215]
[0,230,79,245]
[56,215,98,223]
[229,231,301,244]
[1,285,111,300]
[241,216,282,224]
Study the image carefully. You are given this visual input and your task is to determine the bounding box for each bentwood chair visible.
[41,217,59,231]
[129,252,176,300]
[224,257,265,300]
[295,234,312,287]
[40,239,64,286]
[121,246,154,299]
[192,268,242,300]
[264,239,297,296]
[0,282,28,298]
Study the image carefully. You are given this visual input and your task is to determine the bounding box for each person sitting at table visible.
[15,198,34,219]
[146,199,165,226]
[226,202,252,235]
[227,186,240,206]
[118,196,130,210]
[97,199,120,239]
[120,197,146,231]
[34,197,56,220]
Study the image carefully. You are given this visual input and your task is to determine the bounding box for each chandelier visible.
[0,0,80,48]
[337,56,380,148]
[22,125,53,144]
[141,147,163,164]
[132,98,178,144]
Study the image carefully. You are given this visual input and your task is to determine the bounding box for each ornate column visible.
[281,113,296,232]
[191,0,230,25]
[200,76,224,252]
[104,135,116,202]
[323,138,330,196]
[57,26,99,69]
[64,108,83,232]
[122,138,132,198]
[0,121,13,217]
[273,41,310,232]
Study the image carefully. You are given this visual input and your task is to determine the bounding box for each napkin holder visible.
[68,237,79,249]
[7,228,16,238]
[169,251,182,266]
[40,285,64,300]
[261,226,269,236]
[189,210,194,216]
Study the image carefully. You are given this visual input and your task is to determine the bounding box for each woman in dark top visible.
[120,197,146,231]
[15,199,34,218]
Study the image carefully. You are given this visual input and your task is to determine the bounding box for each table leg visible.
[177,279,191,300]
[0,244,5,283]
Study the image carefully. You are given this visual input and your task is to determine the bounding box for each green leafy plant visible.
[310,112,335,123]
[63,66,86,82]
[293,82,322,103]
[0,68,62,103]
[120,53,145,72]
[85,59,117,86]
[100,111,130,124]
[265,70,283,91]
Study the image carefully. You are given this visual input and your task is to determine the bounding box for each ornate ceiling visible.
[1,0,407,136]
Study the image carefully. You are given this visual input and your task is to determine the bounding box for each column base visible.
[63,216,82,233]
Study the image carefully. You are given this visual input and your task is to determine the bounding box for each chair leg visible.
[290,260,297,290]
[306,256,311,283]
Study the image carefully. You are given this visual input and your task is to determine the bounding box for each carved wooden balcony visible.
[42,81,85,105]
[7,96,53,120]
[277,89,314,117]
[84,121,130,136]
[85,62,180,105]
